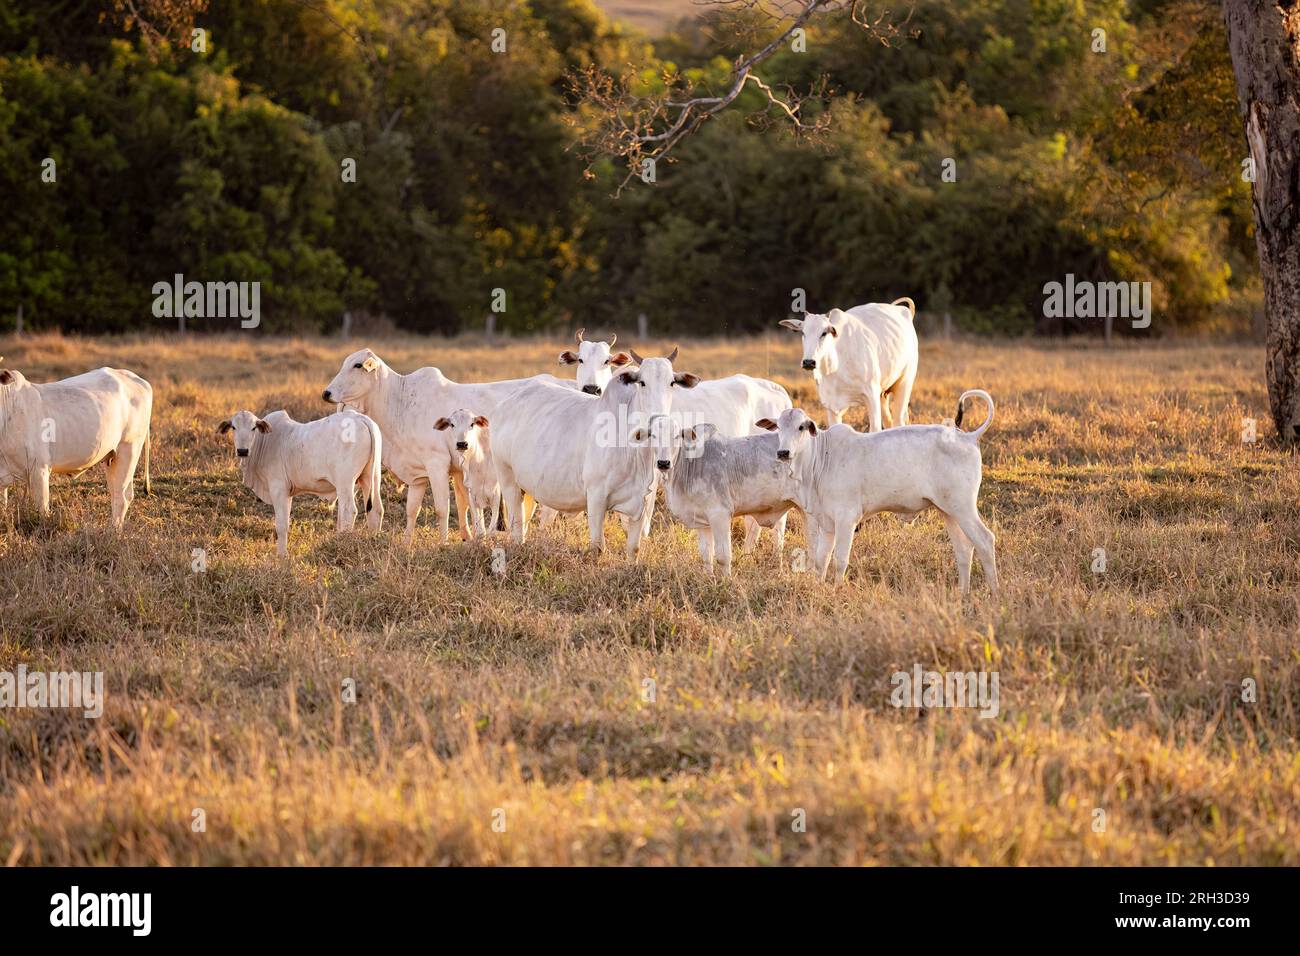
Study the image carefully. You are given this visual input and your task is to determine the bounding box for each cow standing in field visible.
[491,349,700,558]
[432,409,498,539]
[780,297,919,431]
[556,337,793,553]
[322,349,569,544]
[0,364,152,529]
[760,393,997,593]
[219,408,383,556]
[648,418,801,577]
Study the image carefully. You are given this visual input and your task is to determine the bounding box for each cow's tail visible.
[364,416,382,513]
[891,296,916,319]
[954,389,994,440]
[143,429,152,495]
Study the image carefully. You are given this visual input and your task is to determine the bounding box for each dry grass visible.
[0,331,1296,865]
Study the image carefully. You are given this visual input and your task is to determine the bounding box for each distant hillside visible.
[594,0,701,33]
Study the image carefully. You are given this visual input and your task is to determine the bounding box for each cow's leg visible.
[273,494,293,557]
[864,387,883,433]
[430,473,452,543]
[830,514,858,581]
[497,466,526,545]
[585,489,608,554]
[741,515,762,554]
[106,442,142,530]
[893,363,917,427]
[956,507,997,594]
[772,510,788,556]
[697,526,715,569]
[881,392,894,429]
[641,492,655,539]
[451,470,472,541]
[710,512,734,577]
[336,477,358,533]
[810,514,835,580]
[29,465,51,517]
[539,506,559,528]
[943,511,975,595]
[403,480,427,544]
[827,407,845,428]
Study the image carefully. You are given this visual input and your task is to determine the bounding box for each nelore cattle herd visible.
[0,298,998,591]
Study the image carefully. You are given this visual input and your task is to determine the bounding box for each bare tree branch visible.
[569,0,913,194]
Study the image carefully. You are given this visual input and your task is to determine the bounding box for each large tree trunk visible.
[1223,1,1300,443]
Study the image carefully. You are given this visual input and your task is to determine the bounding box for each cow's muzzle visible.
[582,385,601,395]
[776,449,791,461]
[237,448,250,458]
[801,359,816,371]
[656,459,671,471]
[455,441,469,451]
[321,389,333,402]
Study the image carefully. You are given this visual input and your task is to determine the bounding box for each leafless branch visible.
[569,0,913,194]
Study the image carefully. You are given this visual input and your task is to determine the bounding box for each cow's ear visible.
[754,418,778,432]
[630,427,646,443]
[433,417,452,431]
[609,352,631,367]
[618,370,639,385]
[673,372,700,389]
[558,350,578,365]
[472,415,489,428]
[807,421,818,435]
[0,370,12,385]
[362,356,380,372]
[682,427,697,443]
[254,419,271,434]
[778,319,803,332]
[826,325,838,338]
[218,420,233,434]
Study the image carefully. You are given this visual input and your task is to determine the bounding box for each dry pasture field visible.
[0,332,1296,865]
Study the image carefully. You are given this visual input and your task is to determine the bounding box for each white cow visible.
[760,391,997,592]
[322,349,569,543]
[491,350,699,558]
[556,340,792,552]
[0,364,152,529]
[219,408,383,556]
[432,408,498,539]
[780,297,919,431]
[649,419,801,577]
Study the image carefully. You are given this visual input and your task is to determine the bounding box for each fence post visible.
[943,311,952,340]
[341,310,352,337]
[637,312,648,340]
[14,303,22,336]
[485,313,496,338]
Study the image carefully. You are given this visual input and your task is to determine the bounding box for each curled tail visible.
[954,389,994,439]
[891,296,916,319]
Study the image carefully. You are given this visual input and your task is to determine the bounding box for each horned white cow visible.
[322,349,571,543]
[0,364,152,529]
[780,297,919,431]
[491,350,699,558]
[432,409,498,539]
[219,408,383,556]
[558,328,631,395]
[649,419,800,577]
[760,392,997,592]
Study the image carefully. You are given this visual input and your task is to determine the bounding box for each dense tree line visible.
[0,0,1257,335]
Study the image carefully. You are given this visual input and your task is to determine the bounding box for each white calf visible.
[650,419,799,577]
[0,364,152,529]
[220,408,383,556]
[433,409,498,539]
[763,390,997,592]
[780,297,919,431]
